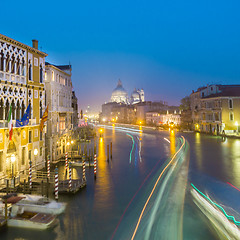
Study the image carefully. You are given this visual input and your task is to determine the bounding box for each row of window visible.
[0,146,43,172]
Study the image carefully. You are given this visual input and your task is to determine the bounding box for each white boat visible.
[8,205,56,230]
[16,195,66,215]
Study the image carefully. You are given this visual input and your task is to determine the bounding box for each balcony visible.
[0,71,26,85]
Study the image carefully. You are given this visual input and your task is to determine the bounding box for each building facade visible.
[0,34,47,182]
[190,84,240,134]
[45,62,73,162]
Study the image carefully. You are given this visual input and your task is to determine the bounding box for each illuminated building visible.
[110,79,128,104]
[45,62,74,162]
[0,34,47,179]
[190,84,240,134]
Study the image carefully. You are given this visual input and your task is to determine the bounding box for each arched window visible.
[40,101,43,118]
[21,102,25,119]
[16,57,20,75]
[40,64,43,83]
[0,51,4,71]
[16,100,21,120]
[6,53,10,72]
[5,100,9,121]
[11,56,15,74]
[21,59,25,76]
[28,60,32,80]
[0,99,3,120]
[28,101,32,119]
[11,101,15,120]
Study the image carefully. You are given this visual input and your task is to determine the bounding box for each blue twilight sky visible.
[2,0,240,112]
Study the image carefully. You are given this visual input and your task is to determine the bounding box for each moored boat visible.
[8,205,57,230]
[3,194,66,215]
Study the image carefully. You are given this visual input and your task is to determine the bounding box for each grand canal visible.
[1,125,240,239]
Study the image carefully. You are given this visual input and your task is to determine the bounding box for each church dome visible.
[111,80,128,103]
[131,89,140,99]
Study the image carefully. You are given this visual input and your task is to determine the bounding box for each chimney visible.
[32,39,38,49]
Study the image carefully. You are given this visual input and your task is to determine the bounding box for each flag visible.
[40,105,48,132]
[8,105,13,140]
[16,104,30,127]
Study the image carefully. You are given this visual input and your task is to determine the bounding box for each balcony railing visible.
[0,70,26,85]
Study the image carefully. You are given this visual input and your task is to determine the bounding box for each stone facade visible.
[0,34,47,182]
[45,62,73,162]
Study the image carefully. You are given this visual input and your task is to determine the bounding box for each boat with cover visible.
[8,205,56,230]
[2,194,66,215]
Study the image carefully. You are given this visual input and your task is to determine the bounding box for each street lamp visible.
[235,121,238,134]
[11,154,16,179]
[34,148,38,171]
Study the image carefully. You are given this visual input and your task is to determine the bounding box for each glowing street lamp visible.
[11,154,16,179]
[235,121,238,134]
[34,148,38,170]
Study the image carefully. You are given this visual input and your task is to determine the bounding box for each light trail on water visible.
[131,136,186,240]
[191,183,240,226]
[137,137,142,162]
[227,182,240,192]
[126,133,135,164]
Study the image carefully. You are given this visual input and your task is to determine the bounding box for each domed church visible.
[110,79,144,105]
[110,79,128,104]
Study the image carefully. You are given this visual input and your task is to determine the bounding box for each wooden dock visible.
[58,179,86,194]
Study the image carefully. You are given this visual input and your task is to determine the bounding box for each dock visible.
[58,179,86,194]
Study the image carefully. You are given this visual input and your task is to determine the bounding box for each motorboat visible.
[16,195,66,215]
[3,194,66,215]
[8,205,56,230]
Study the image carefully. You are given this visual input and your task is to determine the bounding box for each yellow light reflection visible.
[232,140,240,186]
[94,137,111,209]
[169,130,176,156]
[195,132,203,170]
[139,126,143,138]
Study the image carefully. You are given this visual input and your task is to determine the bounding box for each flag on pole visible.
[40,105,48,132]
[8,105,13,140]
[16,104,30,127]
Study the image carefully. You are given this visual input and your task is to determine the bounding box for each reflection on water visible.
[231,140,240,186]
[93,137,112,210]
[195,132,203,170]
[169,130,176,156]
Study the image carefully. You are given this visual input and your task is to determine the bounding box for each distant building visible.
[110,80,128,104]
[45,62,73,162]
[190,84,240,134]
[146,111,181,126]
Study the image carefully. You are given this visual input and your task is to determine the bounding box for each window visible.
[40,131,42,141]
[40,64,43,83]
[0,151,3,172]
[230,112,234,121]
[22,147,26,165]
[28,150,32,162]
[28,60,32,80]
[40,147,42,156]
[229,99,233,109]
[34,129,38,138]
[202,92,204,97]
[29,130,32,143]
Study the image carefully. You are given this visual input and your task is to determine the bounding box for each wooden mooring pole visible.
[107,144,109,162]
[110,142,113,159]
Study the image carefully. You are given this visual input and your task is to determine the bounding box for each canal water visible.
[1,126,240,239]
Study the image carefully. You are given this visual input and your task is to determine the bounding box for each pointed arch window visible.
[0,99,3,120]
[0,51,4,71]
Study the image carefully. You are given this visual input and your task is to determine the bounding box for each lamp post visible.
[34,148,38,171]
[11,154,16,179]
